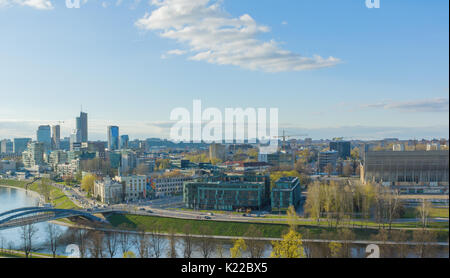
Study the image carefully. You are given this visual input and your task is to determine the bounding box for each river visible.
[0,185,448,258]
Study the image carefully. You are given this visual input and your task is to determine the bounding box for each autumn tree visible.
[270,230,305,258]
[81,174,97,195]
[230,238,247,258]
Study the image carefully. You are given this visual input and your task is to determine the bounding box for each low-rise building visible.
[271,177,301,212]
[150,174,193,197]
[114,175,148,202]
[94,177,124,204]
[183,174,271,211]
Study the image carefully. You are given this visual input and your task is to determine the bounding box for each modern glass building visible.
[183,174,271,211]
[36,125,51,151]
[76,112,88,143]
[13,138,32,154]
[271,177,301,212]
[108,126,120,151]
[120,135,129,149]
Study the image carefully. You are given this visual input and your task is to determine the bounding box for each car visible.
[204,216,211,220]
[139,208,146,211]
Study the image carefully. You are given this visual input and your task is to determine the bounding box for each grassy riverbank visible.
[106,214,449,242]
[0,179,80,210]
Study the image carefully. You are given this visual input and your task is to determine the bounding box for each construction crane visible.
[272,130,309,151]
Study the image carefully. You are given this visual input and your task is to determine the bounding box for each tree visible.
[88,231,105,258]
[337,229,355,258]
[390,230,408,258]
[417,199,432,229]
[123,251,136,258]
[270,229,305,258]
[20,224,38,258]
[46,224,62,258]
[342,163,353,177]
[384,188,401,230]
[149,225,166,258]
[413,230,437,258]
[105,231,119,258]
[351,148,360,160]
[81,174,97,194]
[230,238,247,258]
[329,242,343,258]
[286,205,298,231]
[198,226,215,258]
[182,224,194,258]
[39,178,52,203]
[304,182,322,224]
[245,225,265,258]
[325,163,334,176]
[167,229,178,258]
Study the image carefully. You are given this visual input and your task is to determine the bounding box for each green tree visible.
[270,230,305,258]
[230,238,247,258]
[81,174,96,194]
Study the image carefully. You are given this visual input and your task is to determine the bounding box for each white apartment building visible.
[151,175,193,197]
[114,175,147,202]
[94,177,123,204]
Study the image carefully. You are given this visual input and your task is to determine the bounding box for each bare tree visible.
[88,231,105,258]
[46,223,62,258]
[245,225,265,258]
[413,230,437,258]
[20,224,38,258]
[384,188,401,230]
[390,230,409,258]
[182,224,194,258]
[75,229,89,258]
[119,232,131,256]
[134,228,149,258]
[105,231,119,258]
[149,225,166,258]
[198,226,215,258]
[417,199,432,229]
[167,229,178,258]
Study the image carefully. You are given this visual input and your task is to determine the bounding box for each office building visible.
[36,125,51,151]
[318,150,339,173]
[361,150,449,194]
[183,174,271,211]
[330,141,351,159]
[13,138,32,154]
[0,139,13,154]
[52,125,60,150]
[108,126,120,151]
[120,135,129,149]
[271,177,302,212]
[22,142,45,168]
[76,111,88,143]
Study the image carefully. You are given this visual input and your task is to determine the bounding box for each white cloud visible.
[0,0,54,10]
[135,0,340,72]
[363,98,449,113]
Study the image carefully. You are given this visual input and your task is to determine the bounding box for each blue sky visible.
[0,0,448,141]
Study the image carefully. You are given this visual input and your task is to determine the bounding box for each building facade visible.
[361,150,449,194]
[271,177,301,212]
[94,177,124,204]
[108,126,120,151]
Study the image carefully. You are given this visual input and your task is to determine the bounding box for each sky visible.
[0,0,448,141]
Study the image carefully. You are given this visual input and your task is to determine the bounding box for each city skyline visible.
[0,0,449,140]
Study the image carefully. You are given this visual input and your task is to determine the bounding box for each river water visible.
[0,185,448,258]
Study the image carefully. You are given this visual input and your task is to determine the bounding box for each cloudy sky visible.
[0,0,448,140]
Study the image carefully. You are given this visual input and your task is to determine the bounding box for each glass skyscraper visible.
[108,126,119,151]
[36,125,51,151]
[76,111,88,143]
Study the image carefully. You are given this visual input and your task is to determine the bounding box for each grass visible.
[0,179,80,210]
[106,214,449,242]
[0,249,66,258]
[402,207,449,219]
